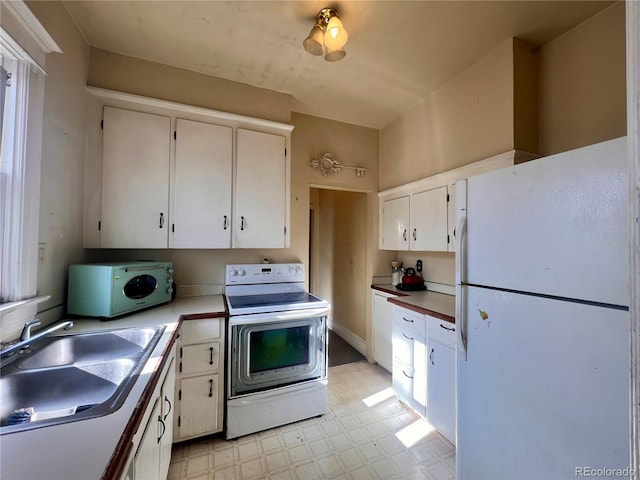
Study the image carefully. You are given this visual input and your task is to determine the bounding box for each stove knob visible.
[238,269,246,276]
[229,268,238,277]
[295,266,303,275]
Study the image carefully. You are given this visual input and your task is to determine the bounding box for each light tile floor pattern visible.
[169,361,455,480]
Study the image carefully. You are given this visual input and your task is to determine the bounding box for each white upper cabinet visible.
[378,150,522,252]
[410,186,449,251]
[235,129,287,248]
[381,196,410,250]
[101,107,171,248]
[380,188,449,252]
[173,119,232,248]
[84,88,293,250]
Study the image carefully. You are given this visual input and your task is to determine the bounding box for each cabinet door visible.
[427,340,455,444]
[179,375,220,438]
[101,107,170,248]
[235,129,286,248]
[410,186,448,251]
[134,397,161,480]
[173,119,232,248]
[447,182,456,252]
[159,357,176,479]
[181,342,220,375]
[372,293,394,371]
[381,196,410,250]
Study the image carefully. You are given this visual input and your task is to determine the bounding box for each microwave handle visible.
[125,266,165,273]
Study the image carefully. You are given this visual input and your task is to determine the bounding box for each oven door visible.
[229,308,328,397]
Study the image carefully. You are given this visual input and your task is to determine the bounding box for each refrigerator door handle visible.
[455,215,468,360]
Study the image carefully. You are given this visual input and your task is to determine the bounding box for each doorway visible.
[309,187,368,355]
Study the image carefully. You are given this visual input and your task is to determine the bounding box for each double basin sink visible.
[0,326,164,434]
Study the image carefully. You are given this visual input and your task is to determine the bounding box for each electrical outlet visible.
[38,243,45,264]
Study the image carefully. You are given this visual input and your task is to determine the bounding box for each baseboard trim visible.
[328,320,366,356]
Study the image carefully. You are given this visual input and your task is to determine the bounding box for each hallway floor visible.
[169,361,455,479]
[327,329,366,367]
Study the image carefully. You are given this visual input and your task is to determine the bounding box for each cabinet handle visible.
[402,317,414,323]
[209,347,214,365]
[208,379,214,398]
[402,229,407,241]
[223,215,228,230]
[413,228,417,241]
[402,333,414,341]
[241,216,246,231]
[159,213,164,228]
[163,395,172,420]
[430,347,435,366]
[439,323,455,332]
[157,415,165,444]
[402,370,413,380]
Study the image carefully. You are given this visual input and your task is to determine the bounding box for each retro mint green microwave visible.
[67,262,173,318]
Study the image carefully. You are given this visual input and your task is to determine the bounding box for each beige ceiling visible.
[63,0,614,129]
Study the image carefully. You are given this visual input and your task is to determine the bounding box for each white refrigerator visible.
[455,137,630,479]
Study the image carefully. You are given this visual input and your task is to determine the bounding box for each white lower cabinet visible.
[372,290,398,371]
[173,318,225,442]
[133,347,176,480]
[392,306,456,444]
[392,307,427,417]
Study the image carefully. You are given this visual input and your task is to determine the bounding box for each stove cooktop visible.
[227,292,326,313]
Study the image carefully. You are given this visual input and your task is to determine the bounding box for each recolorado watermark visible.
[575,467,635,477]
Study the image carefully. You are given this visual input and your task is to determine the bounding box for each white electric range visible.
[224,263,329,439]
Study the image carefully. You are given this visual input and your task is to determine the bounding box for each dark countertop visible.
[372,284,455,323]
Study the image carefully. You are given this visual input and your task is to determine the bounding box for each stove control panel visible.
[225,263,305,285]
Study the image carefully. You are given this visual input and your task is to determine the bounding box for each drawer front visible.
[428,316,456,348]
[392,358,413,404]
[393,326,415,366]
[179,374,220,438]
[181,318,221,343]
[393,326,427,375]
[181,342,221,375]
[393,307,426,336]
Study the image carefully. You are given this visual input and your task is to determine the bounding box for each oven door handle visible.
[228,307,330,325]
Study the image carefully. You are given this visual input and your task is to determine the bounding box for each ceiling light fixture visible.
[303,8,348,62]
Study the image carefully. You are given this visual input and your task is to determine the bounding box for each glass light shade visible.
[324,46,346,62]
[324,16,348,50]
[303,25,324,56]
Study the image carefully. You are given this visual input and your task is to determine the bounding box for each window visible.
[0,27,45,304]
[0,2,60,340]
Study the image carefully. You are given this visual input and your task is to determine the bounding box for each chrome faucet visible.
[20,319,42,343]
[0,319,74,357]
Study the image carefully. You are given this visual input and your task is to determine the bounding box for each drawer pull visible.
[402,317,414,323]
[430,348,435,366]
[402,370,413,380]
[439,323,455,332]
[209,379,214,398]
[209,347,214,365]
[157,415,165,443]
[163,395,172,419]
[402,333,414,341]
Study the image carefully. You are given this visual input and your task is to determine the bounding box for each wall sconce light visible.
[303,8,348,62]
[310,153,367,177]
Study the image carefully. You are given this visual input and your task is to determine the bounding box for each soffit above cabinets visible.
[61,1,614,129]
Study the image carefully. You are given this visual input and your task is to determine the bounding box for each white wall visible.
[27,1,90,325]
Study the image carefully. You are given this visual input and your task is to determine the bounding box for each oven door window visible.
[250,326,310,373]
[231,316,326,396]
